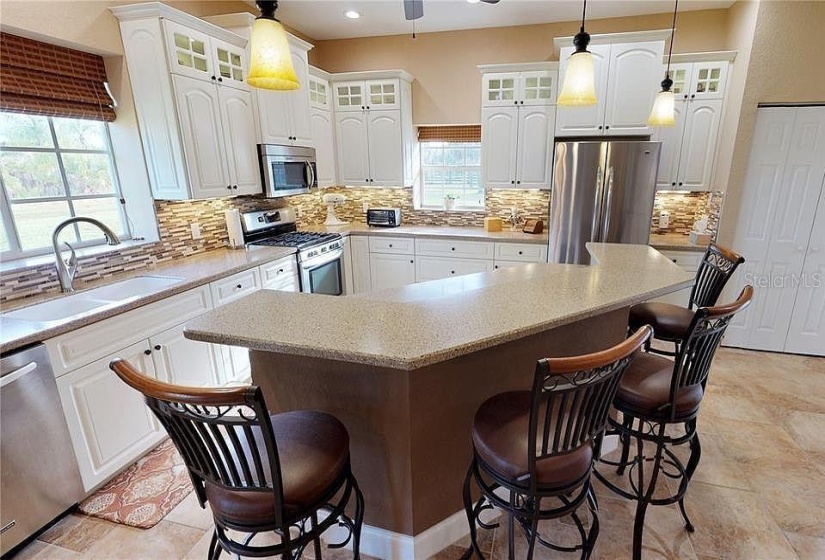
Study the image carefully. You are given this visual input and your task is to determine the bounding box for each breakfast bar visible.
[184,243,692,557]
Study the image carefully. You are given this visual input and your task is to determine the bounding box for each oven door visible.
[300,249,343,295]
[263,158,316,197]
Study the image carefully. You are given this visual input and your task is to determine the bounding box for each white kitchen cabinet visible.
[480,64,557,190]
[369,236,415,255]
[57,341,166,491]
[215,345,251,386]
[415,256,493,283]
[150,323,221,387]
[209,267,262,306]
[494,242,548,263]
[113,5,260,200]
[259,256,299,292]
[255,42,312,146]
[494,260,533,270]
[555,41,664,137]
[331,71,415,187]
[341,236,355,295]
[370,253,416,291]
[349,236,372,293]
[672,61,728,102]
[654,99,688,190]
[415,238,496,260]
[309,68,337,187]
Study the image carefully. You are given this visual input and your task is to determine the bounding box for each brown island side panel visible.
[250,307,628,536]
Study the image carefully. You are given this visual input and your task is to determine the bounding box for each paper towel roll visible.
[225,209,244,249]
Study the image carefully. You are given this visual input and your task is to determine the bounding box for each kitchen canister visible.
[225,209,245,249]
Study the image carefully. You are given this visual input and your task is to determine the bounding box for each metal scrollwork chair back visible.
[688,243,745,310]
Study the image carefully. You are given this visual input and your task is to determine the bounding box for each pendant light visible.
[648,0,679,126]
[247,1,300,90]
[557,0,597,106]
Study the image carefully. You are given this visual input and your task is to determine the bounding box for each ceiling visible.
[267,0,735,41]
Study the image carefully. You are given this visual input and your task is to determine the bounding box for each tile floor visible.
[13,347,825,560]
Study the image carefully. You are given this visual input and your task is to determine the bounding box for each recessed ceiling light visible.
[344,10,361,19]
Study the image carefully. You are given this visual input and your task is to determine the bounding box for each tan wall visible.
[717,0,825,245]
[313,9,730,125]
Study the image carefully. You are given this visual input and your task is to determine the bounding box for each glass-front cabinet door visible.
[309,76,330,110]
[211,37,247,90]
[366,80,399,110]
[482,73,518,107]
[163,20,213,81]
[334,81,365,112]
[519,71,556,106]
[688,62,727,100]
[666,63,694,101]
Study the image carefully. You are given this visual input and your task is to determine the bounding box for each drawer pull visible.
[1,520,16,534]
[236,284,243,289]
[451,270,455,274]
[389,244,393,248]
[518,251,523,255]
[451,247,455,251]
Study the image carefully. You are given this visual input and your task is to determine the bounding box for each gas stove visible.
[251,231,342,251]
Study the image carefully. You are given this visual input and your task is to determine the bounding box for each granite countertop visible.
[0,246,296,354]
[185,243,693,371]
[302,223,549,244]
[649,233,708,252]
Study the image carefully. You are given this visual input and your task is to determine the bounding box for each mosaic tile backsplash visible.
[0,188,720,304]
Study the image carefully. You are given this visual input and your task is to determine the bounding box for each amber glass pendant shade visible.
[247,11,299,90]
[558,49,597,106]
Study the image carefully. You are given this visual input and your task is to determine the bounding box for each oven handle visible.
[301,248,343,270]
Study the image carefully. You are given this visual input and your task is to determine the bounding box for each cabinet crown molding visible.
[329,69,414,83]
[553,29,671,54]
[111,2,247,47]
[309,66,333,81]
[478,62,559,74]
[667,51,738,64]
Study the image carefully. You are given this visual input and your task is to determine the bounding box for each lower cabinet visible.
[259,256,299,292]
[349,236,372,294]
[416,256,493,282]
[150,323,221,387]
[215,345,252,386]
[370,253,416,291]
[57,340,166,491]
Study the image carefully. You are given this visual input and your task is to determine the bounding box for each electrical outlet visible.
[362,202,370,213]
[296,207,303,218]
[190,222,202,239]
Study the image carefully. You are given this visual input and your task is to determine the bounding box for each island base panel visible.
[250,307,627,537]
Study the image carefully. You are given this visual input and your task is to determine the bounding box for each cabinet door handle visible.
[494,265,499,269]
[144,349,152,355]
[678,182,683,186]
[511,180,515,184]
[451,270,455,274]
[516,180,521,184]
[154,345,162,351]
[211,75,216,81]
[217,77,223,82]
[598,125,603,130]
[236,284,243,289]
[672,182,677,186]
[514,101,518,105]
[520,100,524,105]
[605,125,610,130]
[366,106,370,110]
[361,106,365,110]
[684,94,689,99]
[410,260,414,263]
[227,185,232,190]
[691,94,696,99]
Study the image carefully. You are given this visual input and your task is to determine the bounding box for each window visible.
[0,112,129,258]
[419,142,483,210]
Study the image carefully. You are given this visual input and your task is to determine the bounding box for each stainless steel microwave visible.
[258,144,317,197]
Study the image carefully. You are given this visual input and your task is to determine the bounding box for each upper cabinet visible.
[554,32,667,137]
[652,55,733,191]
[112,4,261,200]
[479,63,557,189]
[309,67,337,187]
[331,71,416,187]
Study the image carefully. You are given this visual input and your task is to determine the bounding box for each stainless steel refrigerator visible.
[548,140,661,264]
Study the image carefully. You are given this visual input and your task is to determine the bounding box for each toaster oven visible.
[366,208,402,227]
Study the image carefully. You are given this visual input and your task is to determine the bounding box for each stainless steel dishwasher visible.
[1,344,84,556]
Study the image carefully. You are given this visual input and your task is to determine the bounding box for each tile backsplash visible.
[0,187,721,304]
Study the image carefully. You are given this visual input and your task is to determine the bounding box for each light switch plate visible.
[190,222,201,239]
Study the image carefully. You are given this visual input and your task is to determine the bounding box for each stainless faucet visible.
[52,217,121,293]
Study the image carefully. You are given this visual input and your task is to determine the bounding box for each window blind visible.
[0,33,116,122]
[417,125,481,143]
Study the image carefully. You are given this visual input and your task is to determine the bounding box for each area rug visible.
[78,439,194,529]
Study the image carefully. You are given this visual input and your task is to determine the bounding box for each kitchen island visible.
[185,243,692,558]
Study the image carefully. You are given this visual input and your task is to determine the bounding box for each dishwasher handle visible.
[0,362,38,389]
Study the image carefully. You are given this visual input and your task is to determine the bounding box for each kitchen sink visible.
[2,275,185,324]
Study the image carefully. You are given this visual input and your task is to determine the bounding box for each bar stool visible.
[461,327,652,560]
[595,286,753,560]
[110,359,364,560]
[629,243,744,356]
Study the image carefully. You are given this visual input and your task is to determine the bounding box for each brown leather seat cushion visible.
[472,391,593,489]
[629,302,695,341]
[205,410,349,527]
[614,353,703,419]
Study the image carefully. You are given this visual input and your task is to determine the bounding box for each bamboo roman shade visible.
[0,33,116,122]
[417,125,481,143]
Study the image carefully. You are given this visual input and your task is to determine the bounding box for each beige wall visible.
[313,9,730,125]
[717,0,825,245]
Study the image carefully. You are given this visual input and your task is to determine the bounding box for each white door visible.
[218,87,261,196]
[349,236,372,293]
[289,49,313,146]
[726,107,825,352]
[654,99,687,190]
[311,108,336,187]
[150,324,221,387]
[367,110,403,186]
[370,253,416,290]
[516,105,555,188]
[676,99,723,190]
[555,44,610,137]
[335,112,370,186]
[603,41,665,136]
[482,106,519,188]
[172,74,230,198]
[482,72,520,108]
[255,88,292,145]
[56,341,165,491]
[210,36,248,91]
[785,176,825,355]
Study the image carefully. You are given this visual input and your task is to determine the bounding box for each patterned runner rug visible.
[78,440,194,529]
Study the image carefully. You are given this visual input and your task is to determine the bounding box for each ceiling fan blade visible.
[404,0,424,20]
[480,0,500,3]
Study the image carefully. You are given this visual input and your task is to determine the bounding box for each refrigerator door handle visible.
[591,166,603,242]
[601,167,615,241]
